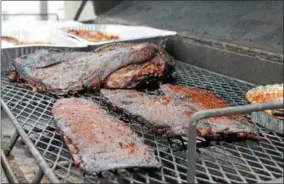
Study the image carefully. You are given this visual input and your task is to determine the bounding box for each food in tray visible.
[246,83,283,119]
[8,43,175,94]
[67,29,119,42]
[1,36,19,46]
[101,84,258,139]
[1,36,54,46]
[52,98,161,174]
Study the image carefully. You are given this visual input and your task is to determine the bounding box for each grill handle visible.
[187,100,284,183]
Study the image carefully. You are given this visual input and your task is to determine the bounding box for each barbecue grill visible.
[1,1,283,184]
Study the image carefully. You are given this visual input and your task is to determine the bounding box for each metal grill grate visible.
[1,61,283,184]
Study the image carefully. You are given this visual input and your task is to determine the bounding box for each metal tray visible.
[55,24,177,46]
[246,84,283,134]
[1,28,87,48]
[251,111,283,135]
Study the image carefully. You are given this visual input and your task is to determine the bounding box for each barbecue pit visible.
[1,1,283,184]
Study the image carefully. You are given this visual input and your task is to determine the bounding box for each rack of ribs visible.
[9,43,175,94]
[101,84,258,139]
[52,98,161,175]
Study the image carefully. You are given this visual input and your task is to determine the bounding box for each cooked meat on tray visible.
[52,98,161,174]
[9,42,175,94]
[67,30,119,42]
[101,84,258,139]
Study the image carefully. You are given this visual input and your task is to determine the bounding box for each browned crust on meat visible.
[52,98,161,175]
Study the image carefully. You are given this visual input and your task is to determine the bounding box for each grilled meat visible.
[9,43,175,94]
[160,84,258,137]
[52,98,161,175]
[101,84,258,139]
[105,47,175,89]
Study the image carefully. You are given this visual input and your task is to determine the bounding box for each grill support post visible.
[1,150,19,184]
[3,131,20,156]
[187,100,284,183]
[31,167,45,184]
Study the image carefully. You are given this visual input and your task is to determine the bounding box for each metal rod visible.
[74,0,88,21]
[1,150,19,184]
[31,167,45,184]
[40,1,48,21]
[3,131,20,156]
[265,177,283,183]
[1,100,60,183]
[2,13,59,21]
[187,100,284,183]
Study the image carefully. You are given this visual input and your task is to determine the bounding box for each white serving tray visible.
[55,24,177,46]
[1,28,88,49]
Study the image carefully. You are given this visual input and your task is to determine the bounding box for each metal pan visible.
[246,84,284,134]
[55,24,177,46]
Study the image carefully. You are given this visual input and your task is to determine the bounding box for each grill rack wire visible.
[1,61,283,184]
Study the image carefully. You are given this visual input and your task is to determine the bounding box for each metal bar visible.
[31,168,45,184]
[3,131,20,156]
[74,0,88,21]
[176,35,283,62]
[187,100,284,183]
[266,177,283,183]
[1,150,19,184]
[2,13,59,20]
[40,1,48,20]
[1,100,60,183]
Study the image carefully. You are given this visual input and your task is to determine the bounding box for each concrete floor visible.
[1,169,9,183]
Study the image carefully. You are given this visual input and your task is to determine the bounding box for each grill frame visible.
[1,59,283,183]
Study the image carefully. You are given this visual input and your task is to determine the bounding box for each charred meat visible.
[52,98,161,175]
[101,84,258,139]
[246,83,284,119]
[9,43,175,94]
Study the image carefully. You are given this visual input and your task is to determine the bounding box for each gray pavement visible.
[1,169,9,183]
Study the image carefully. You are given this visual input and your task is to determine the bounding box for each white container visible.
[55,24,177,46]
[1,28,87,48]
[2,20,83,30]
